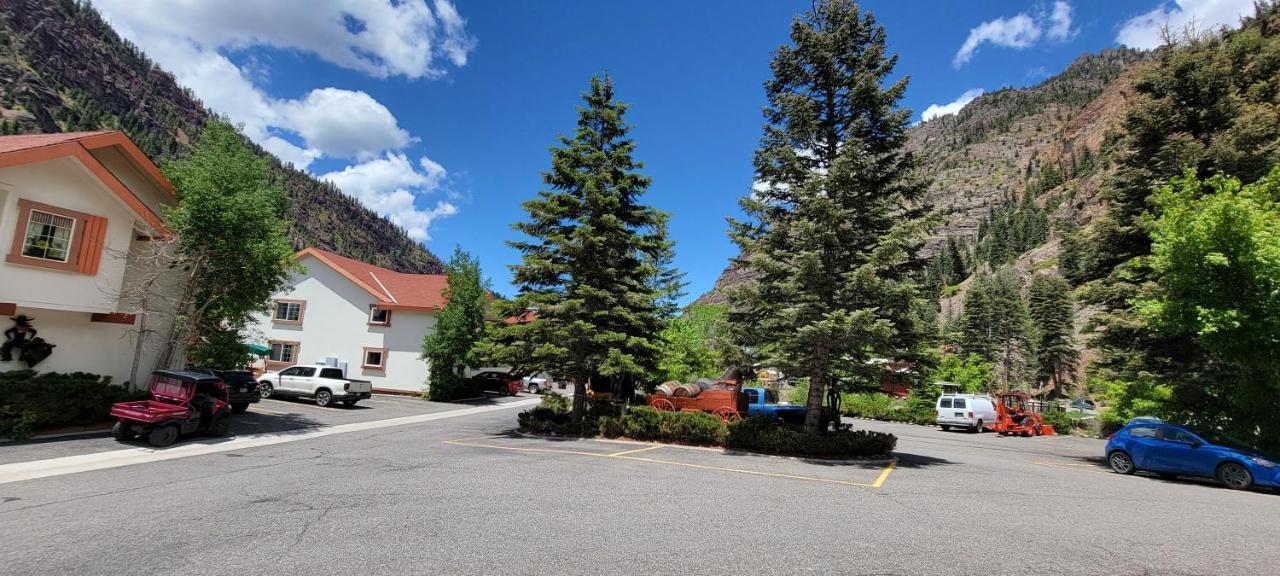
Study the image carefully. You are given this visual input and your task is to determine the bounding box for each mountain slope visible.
[696,48,1149,306]
[0,0,443,273]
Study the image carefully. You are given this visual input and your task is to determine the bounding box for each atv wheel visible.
[208,417,230,437]
[314,389,333,407]
[1217,462,1253,490]
[231,403,249,414]
[112,421,135,441]
[148,425,178,448]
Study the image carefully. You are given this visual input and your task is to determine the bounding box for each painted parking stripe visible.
[0,398,540,485]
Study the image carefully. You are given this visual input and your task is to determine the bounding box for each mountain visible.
[0,0,443,274]
[695,48,1150,308]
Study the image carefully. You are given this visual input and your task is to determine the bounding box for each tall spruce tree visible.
[487,74,675,420]
[959,268,1036,390]
[728,0,933,434]
[1028,273,1079,397]
[422,247,489,401]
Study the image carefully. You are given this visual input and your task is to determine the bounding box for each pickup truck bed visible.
[110,400,189,423]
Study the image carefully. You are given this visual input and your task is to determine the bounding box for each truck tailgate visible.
[346,379,372,393]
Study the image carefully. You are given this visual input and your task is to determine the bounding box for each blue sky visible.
[96,0,1257,302]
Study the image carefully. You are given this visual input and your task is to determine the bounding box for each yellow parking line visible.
[607,445,664,457]
[443,437,898,489]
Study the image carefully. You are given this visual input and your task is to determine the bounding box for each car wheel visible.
[1217,462,1253,490]
[147,425,178,448]
[208,417,229,437]
[314,390,333,407]
[231,403,249,414]
[972,420,984,433]
[529,384,539,394]
[258,383,273,399]
[112,421,135,441]
[1108,451,1136,475]
[940,425,950,431]
[342,399,358,408]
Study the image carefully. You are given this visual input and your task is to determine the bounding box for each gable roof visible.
[0,131,176,232]
[296,247,448,311]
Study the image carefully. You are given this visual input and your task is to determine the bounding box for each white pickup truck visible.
[257,365,372,408]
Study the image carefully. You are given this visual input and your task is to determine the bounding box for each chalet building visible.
[252,248,447,394]
[0,131,181,386]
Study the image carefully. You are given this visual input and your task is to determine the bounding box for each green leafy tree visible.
[1028,273,1079,397]
[655,304,728,383]
[959,268,1036,390]
[423,247,490,401]
[486,75,676,420]
[1137,169,1280,449]
[158,120,296,369]
[932,353,993,393]
[728,0,934,433]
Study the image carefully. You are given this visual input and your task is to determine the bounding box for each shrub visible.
[1041,408,1078,433]
[843,392,895,419]
[726,416,896,458]
[517,406,596,436]
[0,370,146,440]
[539,392,570,413]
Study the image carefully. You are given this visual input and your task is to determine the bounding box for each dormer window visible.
[368,305,391,326]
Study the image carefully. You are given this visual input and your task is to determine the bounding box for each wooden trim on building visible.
[90,312,137,325]
[5,198,96,273]
[361,347,388,370]
[367,304,392,326]
[0,303,15,316]
[271,299,306,325]
[266,339,301,371]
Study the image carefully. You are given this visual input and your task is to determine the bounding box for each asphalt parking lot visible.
[1,402,1277,575]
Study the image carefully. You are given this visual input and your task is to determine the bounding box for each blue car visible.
[1105,421,1279,490]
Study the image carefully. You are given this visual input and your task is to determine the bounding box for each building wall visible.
[251,254,435,394]
[0,157,139,314]
[0,306,141,386]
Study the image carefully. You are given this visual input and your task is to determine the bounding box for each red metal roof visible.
[0,131,115,154]
[297,248,448,311]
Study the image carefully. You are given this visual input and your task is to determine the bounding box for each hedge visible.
[0,370,147,440]
[518,400,896,459]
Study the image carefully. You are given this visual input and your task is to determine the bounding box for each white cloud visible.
[921,88,985,122]
[320,154,456,240]
[954,14,1041,67]
[952,2,1081,67]
[96,0,474,80]
[1047,1,1077,41]
[94,0,469,240]
[1116,0,1254,49]
[276,88,412,160]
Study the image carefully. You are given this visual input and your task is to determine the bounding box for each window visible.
[295,367,316,377]
[268,341,298,364]
[368,305,391,326]
[745,389,760,404]
[953,398,967,409]
[1129,426,1157,439]
[272,300,305,324]
[320,368,344,379]
[279,367,300,376]
[1162,427,1198,444]
[7,199,107,274]
[22,210,75,262]
[363,347,387,370]
[940,398,952,409]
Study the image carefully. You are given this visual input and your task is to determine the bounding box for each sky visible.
[94,0,1259,303]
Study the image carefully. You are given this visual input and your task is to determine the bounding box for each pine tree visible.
[959,268,1036,390]
[485,74,675,420]
[728,0,933,433]
[1028,273,1079,397]
[423,247,490,401]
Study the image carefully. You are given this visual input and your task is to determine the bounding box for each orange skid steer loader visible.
[992,391,1055,437]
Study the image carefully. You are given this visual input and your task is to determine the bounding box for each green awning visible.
[245,343,271,355]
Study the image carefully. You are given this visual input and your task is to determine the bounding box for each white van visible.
[936,394,997,433]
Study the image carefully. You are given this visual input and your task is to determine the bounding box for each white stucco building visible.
[252,248,446,394]
[0,131,181,386]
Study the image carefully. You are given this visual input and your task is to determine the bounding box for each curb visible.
[0,428,112,445]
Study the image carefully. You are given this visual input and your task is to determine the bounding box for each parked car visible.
[469,371,521,396]
[522,373,552,393]
[188,367,259,413]
[936,393,997,433]
[743,387,806,424]
[1105,421,1280,490]
[258,365,372,407]
[110,370,231,447]
[1069,398,1096,410]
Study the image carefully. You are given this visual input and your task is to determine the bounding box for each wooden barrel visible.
[674,383,701,397]
[653,382,679,397]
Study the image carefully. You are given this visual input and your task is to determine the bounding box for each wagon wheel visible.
[651,398,676,412]
[713,407,741,422]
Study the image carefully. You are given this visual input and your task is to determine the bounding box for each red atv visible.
[110,369,232,447]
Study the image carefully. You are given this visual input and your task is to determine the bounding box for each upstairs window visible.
[22,210,75,262]
[368,305,391,326]
[273,300,304,324]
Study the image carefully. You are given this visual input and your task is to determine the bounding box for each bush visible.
[618,406,726,445]
[0,370,146,440]
[726,416,896,458]
[424,372,479,402]
[1041,408,1077,433]
[842,392,935,425]
[517,406,596,436]
[539,392,570,413]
